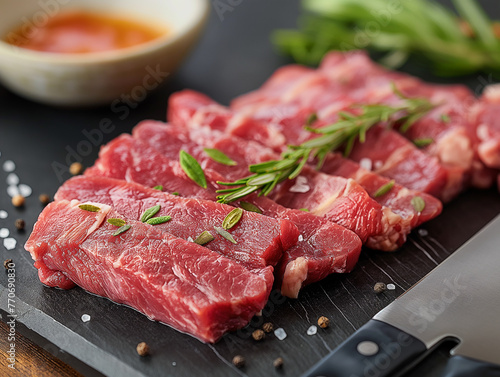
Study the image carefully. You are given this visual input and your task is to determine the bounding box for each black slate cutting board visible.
[1,1,499,376]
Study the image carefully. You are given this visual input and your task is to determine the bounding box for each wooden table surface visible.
[0,321,82,377]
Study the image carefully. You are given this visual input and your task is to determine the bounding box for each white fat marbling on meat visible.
[289,176,310,193]
[359,158,372,171]
[436,128,473,169]
[483,84,500,101]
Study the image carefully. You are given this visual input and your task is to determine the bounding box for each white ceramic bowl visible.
[0,0,209,106]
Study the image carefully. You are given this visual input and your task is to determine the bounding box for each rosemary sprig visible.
[272,0,500,76]
[216,90,434,203]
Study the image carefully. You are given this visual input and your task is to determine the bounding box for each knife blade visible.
[303,215,500,377]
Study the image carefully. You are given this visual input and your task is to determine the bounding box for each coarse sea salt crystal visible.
[187,236,194,242]
[81,314,91,322]
[274,327,287,341]
[6,173,19,186]
[307,325,317,336]
[359,158,372,171]
[3,238,16,250]
[418,229,428,237]
[387,284,396,290]
[0,228,10,238]
[0,210,7,219]
[2,160,15,172]
[7,185,19,198]
[374,160,384,170]
[19,184,32,198]
[298,235,304,242]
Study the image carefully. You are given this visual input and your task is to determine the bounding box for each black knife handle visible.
[442,356,500,377]
[302,319,427,377]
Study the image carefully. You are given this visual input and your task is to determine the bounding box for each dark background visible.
[0,1,499,376]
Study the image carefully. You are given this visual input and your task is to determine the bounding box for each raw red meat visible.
[318,51,494,190]
[25,200,273,343]
[228,51,481,200]
[86,134,362,298]
[55,175,298,270]
[470,85,500,170]
[133,121,405,251]
[320,153,442,228]
[169,91,446,234]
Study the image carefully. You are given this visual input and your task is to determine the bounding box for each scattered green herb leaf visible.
[153,185,163,191]
[413,138,434,148]
[204,148,237,166]
[179,150,207,189]
[194,231,215,245]
[214,226,237,244]
[140,205,161,223]
[216,90,433,203]
[113,225,131,236]
[272,0,500,77]
[146,216,172,225]
[299,208,310,212]
[172,192,180,196]
[305,112,318,126]
[441,114,451,123]
[411,196,426,212]
[78,204,101,212]
[222,208,244,230]
[107,218,126,227]
[374,180,395,197]
[239,201,263,214]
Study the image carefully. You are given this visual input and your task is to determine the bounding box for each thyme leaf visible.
[204,148,237,166]
[78,204,100,212]
[239,201,263,214]
[413,138,434,148]
[214,226,237,244]
[179,150,207,189]
[145,216,172,225]
[222,208,243,230]
[411,196,426,212]
[374,180,395,198]
[140,205,161,223]
[216,89,433,203]
[107,218,126,227]
[194,231,215,245]
[113,225,131,236]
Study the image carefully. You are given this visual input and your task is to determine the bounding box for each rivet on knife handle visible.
[302,319,427,377]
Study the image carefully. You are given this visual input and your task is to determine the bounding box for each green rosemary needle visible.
[216,89,434,203]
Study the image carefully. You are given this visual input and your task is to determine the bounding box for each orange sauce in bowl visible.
[4,10,167,54]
